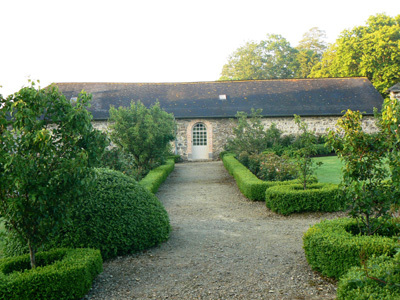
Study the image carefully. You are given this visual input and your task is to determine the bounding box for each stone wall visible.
[92,121,110,133]
[92,115,378,161]
[174,115,378,160]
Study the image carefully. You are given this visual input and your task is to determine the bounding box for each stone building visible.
[387,83,400,100]
[56,77,383,161]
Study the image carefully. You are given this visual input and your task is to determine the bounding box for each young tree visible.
[380,97,400,189]
[225,109,278,157]
[292,115,321,189]
[108,101,176,176]
[327,109,393,235]
[0,81,108,268]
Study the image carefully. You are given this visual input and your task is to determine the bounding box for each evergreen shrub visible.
[222,154,293,201]
[303,218,399,279]
[0,168,174,261]
[219,150,231,159]
[0,248,102,300]
[265,183,343,215]
[337,252,400,300]
[139,159,175,193]
[52,168,171,260]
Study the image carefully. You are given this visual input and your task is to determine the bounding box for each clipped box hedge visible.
[0,248,102,300]
[222,154,306,201]
[337,252,400,300]
[265,183,344,215]
[303,218,399,279]
[139,158,175,194]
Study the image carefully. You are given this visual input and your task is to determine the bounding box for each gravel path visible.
[85,161,343,300]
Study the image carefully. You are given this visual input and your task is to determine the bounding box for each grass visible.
[313,156,343,184]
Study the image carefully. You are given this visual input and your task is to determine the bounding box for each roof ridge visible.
[53,77,369,86]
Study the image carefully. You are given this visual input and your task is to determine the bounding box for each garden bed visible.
[0,248,102,300]
[303,217,399,279]
[265,183,343,215]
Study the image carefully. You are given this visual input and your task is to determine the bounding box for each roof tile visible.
[55,78,383,119]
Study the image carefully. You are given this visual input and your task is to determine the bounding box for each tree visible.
[326,109,393,235]
[0,81,108,268]
[292,115,321,189]
[310,14,400,94]
[225,109,274,157]
[219,41,266,80]
[260,34,299,79]
[295,27,327,78]
[380,97,400,189]
[108,101,176,176]
[296,27,327,57]
[219,35,299,80]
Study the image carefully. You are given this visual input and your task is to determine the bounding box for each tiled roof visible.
[55,78,383,120]
[387,83,400,93]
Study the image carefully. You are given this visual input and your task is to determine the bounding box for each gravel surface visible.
[85,161,344,300]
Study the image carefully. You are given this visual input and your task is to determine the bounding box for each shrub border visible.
[0,248,102,300]
[303,217,399,279]
[222,154,293,201]
[265,183,342,215]
[139,158,175,193]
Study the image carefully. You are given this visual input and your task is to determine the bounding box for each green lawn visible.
[313,156,343,184]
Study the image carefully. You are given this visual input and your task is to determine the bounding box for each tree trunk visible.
[28,241,36,269]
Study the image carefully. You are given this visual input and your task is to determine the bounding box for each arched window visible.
[192,123,207,146]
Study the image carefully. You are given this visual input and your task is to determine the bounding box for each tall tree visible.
[295,27,327,78]
[0,81,108,268]
[219,41,266,80]
[219,35,298,80]
[296,27,327,56]
[310,14,400,94]
[260,34,299,79]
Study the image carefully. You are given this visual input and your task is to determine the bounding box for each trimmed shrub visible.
[0,248,102,300]
[169,154,182,163]
[47,168,171,260]
[223,154,272,201]
[303,218,399,279]
[222,154,293,201]
[265,183,343,215]
[337,252,400,300]
[139,159,175,194]
[219,150,231,160]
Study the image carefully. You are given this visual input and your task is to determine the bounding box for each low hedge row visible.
[139,158,175,194]
[265,183,344,215]
[337,252,400,299]
[0,248,102,300]
[222,154,311,201]
[222,154,277,200]
[303,218,399,279]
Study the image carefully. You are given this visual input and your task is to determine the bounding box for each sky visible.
[1,0,399,97]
